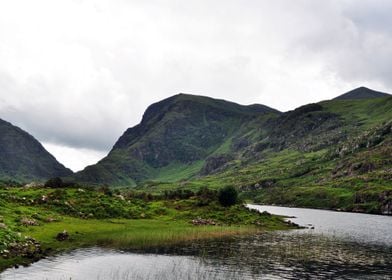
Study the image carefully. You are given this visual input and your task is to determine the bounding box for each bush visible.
[98,185,113,196]
[44,177,76,188]
[45,177,64,188]
[218,186,238,207]
[195,187,217,206]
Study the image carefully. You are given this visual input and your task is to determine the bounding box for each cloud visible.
[42,142,107,172]
[0,0,391,170]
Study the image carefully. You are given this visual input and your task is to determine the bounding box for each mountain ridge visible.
[72,93,280,185]
[71,87,392,186]
[333,86,390,100]
[0,118,72,182]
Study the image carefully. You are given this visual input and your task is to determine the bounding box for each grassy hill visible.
[66,87,392,214]
[72,94,279,185]
[134,91,392,215]
[0,119,72,183]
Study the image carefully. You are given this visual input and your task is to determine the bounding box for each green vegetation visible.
[218,186,238,207]
[137,117,392,214]
[0,119,72,182]
[71,93,279,186]
[0,88,391,274]
[0,185,292,271]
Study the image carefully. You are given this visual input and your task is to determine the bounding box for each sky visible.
[0,0,391,171]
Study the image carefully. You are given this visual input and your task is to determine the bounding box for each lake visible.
[1,205,391,279]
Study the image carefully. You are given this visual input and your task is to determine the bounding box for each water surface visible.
[1,205,391,280]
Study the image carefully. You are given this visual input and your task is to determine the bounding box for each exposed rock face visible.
[240,179,277,191]
[200,154,234,175]
[333,121,392,157]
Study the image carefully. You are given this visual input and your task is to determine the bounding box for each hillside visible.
[333,86,390,100]
[72,94,279,185]
[69,87,392,214]
[135,90,392,215]
[0,119,72,183]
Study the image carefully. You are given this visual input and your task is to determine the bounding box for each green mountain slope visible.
[333,86,390,100]
[0,119,72,182]
[135,89,392,214]
[70,87,391,214]
[72,94,279,185]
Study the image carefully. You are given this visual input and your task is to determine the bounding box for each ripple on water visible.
[1,206,392,280]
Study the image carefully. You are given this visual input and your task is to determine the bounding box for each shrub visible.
[218,186,238,207]
[45,177,64,188]
[196,187,217,206]
[98,185,113,196]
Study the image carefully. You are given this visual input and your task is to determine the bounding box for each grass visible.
[26,217,257,251]
[0,186,292,271]
[152,160,205,182]
[320,97,392,128]
[137,135,392,214]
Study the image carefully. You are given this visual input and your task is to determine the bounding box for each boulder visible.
[56,230,69,241]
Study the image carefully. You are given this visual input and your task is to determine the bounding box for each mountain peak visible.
[0,118,72,182]
[141,93,279,125]
[73,94,280,185]
[334,87,390,100]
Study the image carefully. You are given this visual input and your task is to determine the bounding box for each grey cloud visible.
[0,0,391,161]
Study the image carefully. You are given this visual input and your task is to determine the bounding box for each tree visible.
[218,186,238,207]
[44,177,64,188]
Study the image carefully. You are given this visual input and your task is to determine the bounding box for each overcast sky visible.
[0,0,391,171]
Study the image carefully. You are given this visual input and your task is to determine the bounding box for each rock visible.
[20,217,39,226]
[23,182,42,189]
[6,237,42,259]
[56,230,69,241]
[380,191,392,215]
[0,222,7,229]
[191,217,217,226]
[200,154,234,175]
[115,194,125,201]
[45,217,56,222]
[261,211,271,216]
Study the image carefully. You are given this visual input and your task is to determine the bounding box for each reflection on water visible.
[1,205,391,280]
[248,204,392,246]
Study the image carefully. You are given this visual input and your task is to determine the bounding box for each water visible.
[1,205,391,280]
[248,205,392,246]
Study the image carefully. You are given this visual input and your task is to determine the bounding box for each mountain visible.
[142,91,390,214]
[333,86,390,100]
[72,93,280,185]
[0,118,72,182]
[69,87,392,214]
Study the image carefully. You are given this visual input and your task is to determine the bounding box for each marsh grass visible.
[0,186,290,270]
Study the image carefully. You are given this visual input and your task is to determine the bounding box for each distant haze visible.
[0,0,391,171]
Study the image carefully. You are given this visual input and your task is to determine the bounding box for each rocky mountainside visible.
[72,94,279,185]
[72,88,392,203]
[0,119,72,182]
[138,89,390,215]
